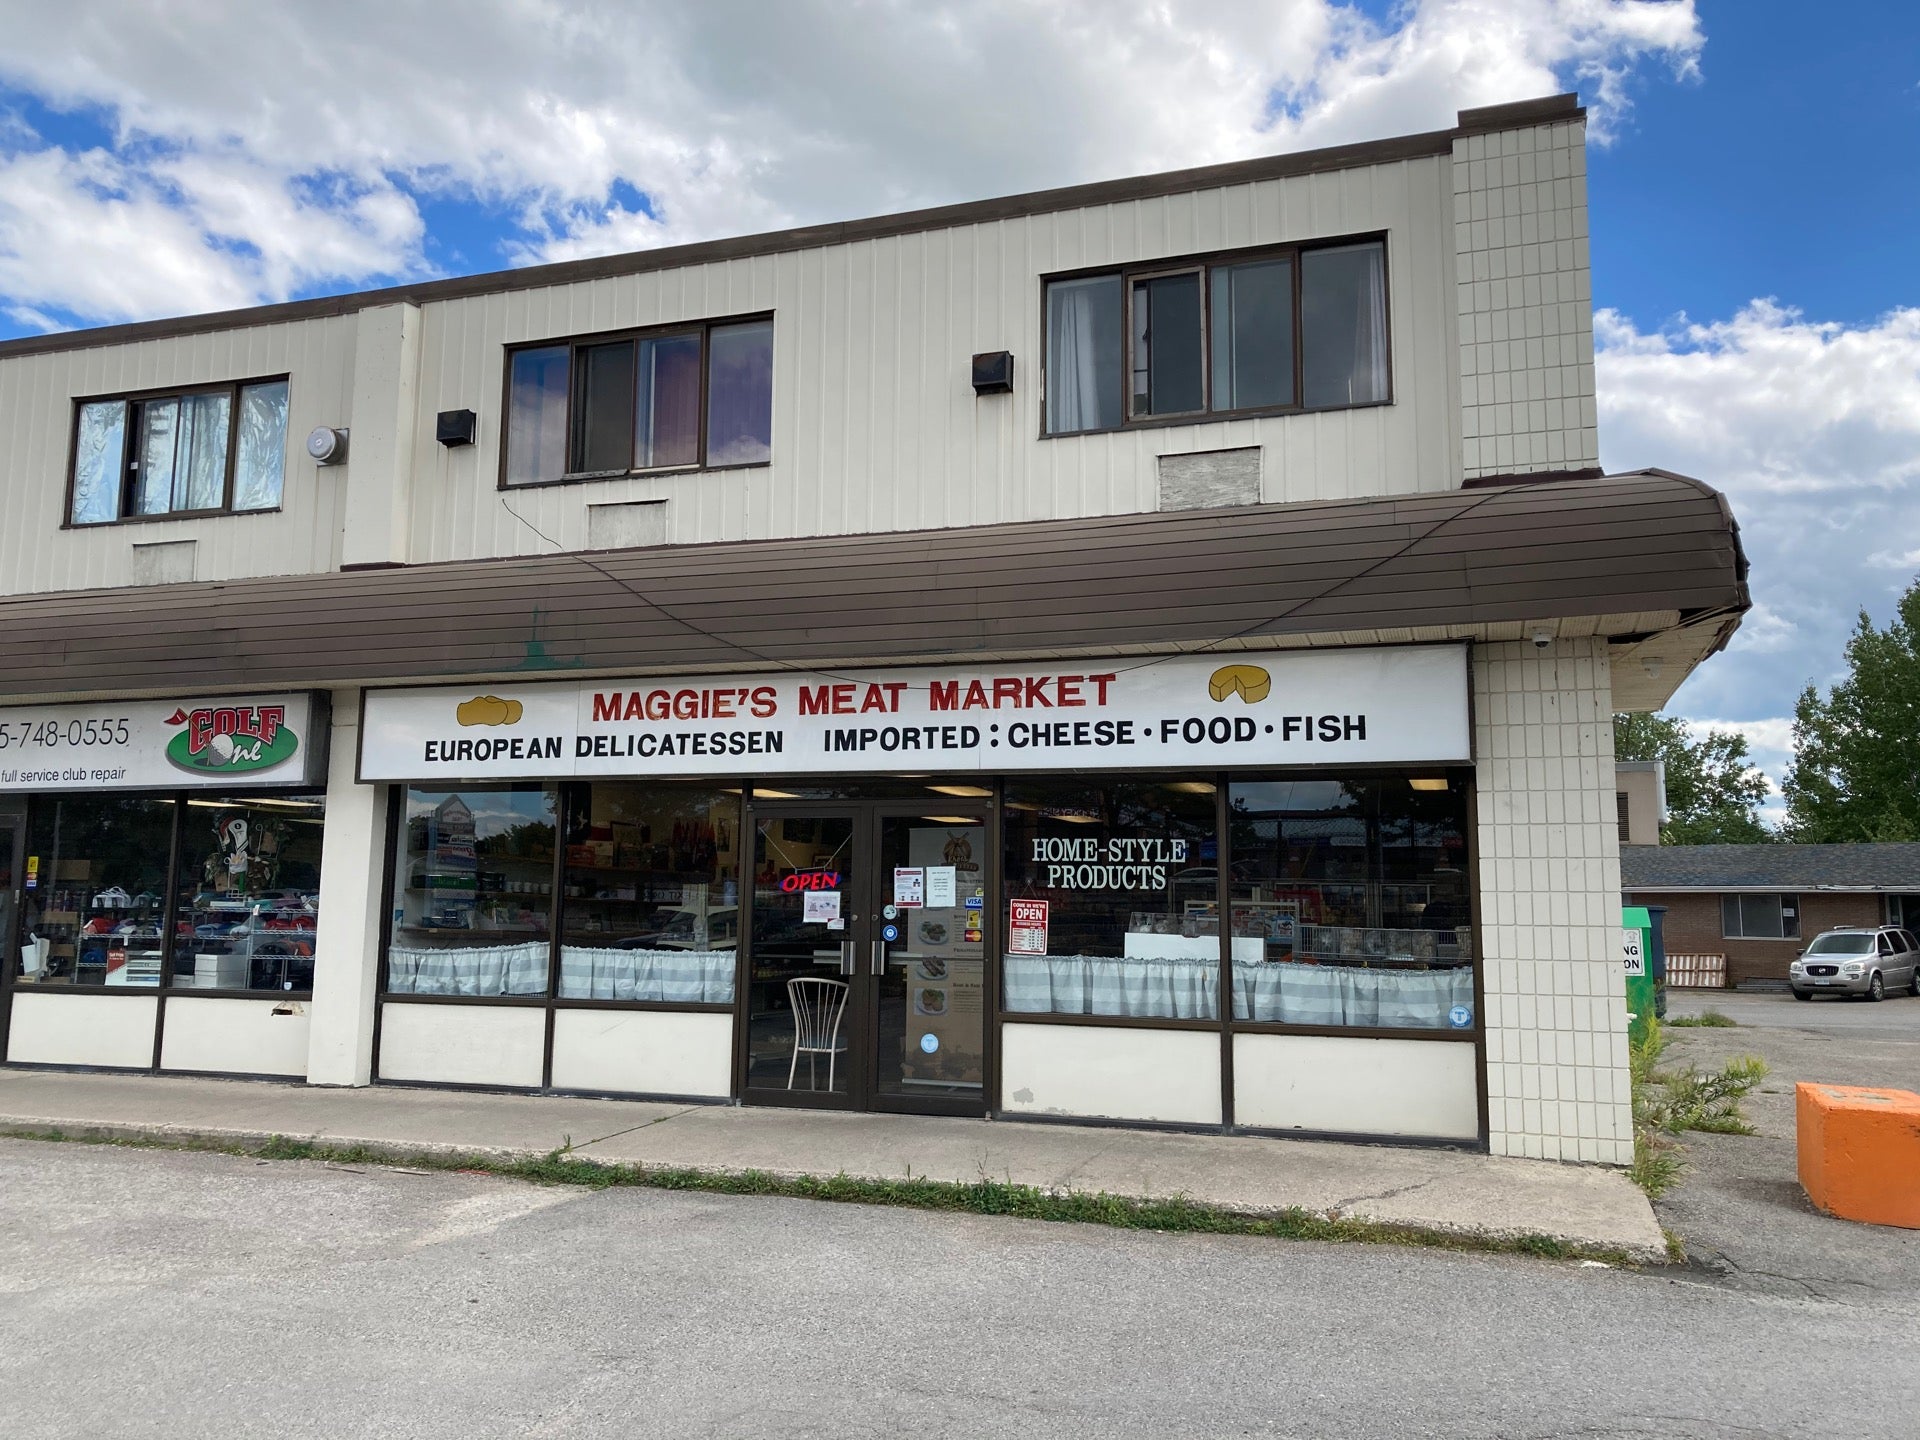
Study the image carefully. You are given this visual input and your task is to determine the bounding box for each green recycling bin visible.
[1622,905,1654,1044]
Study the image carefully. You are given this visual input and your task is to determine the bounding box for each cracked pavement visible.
[1656,991,1920,1307]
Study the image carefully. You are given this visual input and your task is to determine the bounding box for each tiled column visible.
[307,689,387,1086]
[1474,638,1633,1164]
[1453,117,1598,479]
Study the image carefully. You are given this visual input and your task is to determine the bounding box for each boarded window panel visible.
[706,320,773,467]
[573,341,637,473]
[233,381,289,511]
[1131,272,1203,416]
[1210,258,1293,411]
[1044,275,1123,434]
[71,400,128,524]
[504,346,570,486]
[635,333,701,468]
[1301,242,1389,408]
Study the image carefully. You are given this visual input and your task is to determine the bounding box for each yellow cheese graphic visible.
[456,695,524,727]
[1207,664,1271,703]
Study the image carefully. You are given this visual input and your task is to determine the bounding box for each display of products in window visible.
[169,796,325,991]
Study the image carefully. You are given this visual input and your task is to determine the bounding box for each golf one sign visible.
[0,693,325,793]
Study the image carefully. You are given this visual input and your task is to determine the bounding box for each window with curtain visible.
[1000,778,1219,1020]
[1225,775,1474,1031]
[502,315,774,485]
[68,378,290,525]
[1042,238,1388,435]
[386,786,558,997]
[555,781,741,1004]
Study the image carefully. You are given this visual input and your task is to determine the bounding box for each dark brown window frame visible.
[496,311,776,492]
[1038,233,1393,440]
[62,374,292,530]
[0,786,327,1015]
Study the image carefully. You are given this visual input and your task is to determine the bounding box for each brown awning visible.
[0,469,1747,700]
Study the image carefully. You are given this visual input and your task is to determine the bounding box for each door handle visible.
[871,940,886,975]
[839,941,856,975]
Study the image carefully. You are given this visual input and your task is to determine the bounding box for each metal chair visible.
[786,976,850,1091]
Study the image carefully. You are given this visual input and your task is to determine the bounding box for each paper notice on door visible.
[1009,898,1050,954]
[803,890,842,924]
[893,867,925,907]
[925,866,957,907]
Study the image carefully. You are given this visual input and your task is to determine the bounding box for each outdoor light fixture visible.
[1408,778,1449,791]
[928,784,994,797]
[305,425,349,465]
[436,408,477,446]
[971,350,1014,395]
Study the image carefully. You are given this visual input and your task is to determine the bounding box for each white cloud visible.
[0,0,1702,317]
[1597,301,1920,812]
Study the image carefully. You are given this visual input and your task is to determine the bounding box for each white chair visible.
[786,976,850,1091]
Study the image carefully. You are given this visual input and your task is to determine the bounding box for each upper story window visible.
[503,315,774,487]
[68,378,290,526]
[1042,238,1388,436]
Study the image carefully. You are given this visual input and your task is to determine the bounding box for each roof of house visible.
[0,467,1746,701]
[1622,843,1920,893]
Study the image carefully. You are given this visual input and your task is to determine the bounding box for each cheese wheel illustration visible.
[1207,664,1272,703]
[456,695,524,727]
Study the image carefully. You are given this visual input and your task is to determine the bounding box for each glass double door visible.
[742,802,990,1115]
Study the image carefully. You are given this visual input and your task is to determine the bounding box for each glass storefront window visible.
[16,796,176,987]
[387,786,557,996]
[1000,778,1218,1020]
[557,782,740,1003]
[1226,776,1474,1030]
[170,795,325,991]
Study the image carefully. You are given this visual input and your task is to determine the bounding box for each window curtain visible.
[1045,276,1121,433]
[387,941,549,996]
[558,946,735,1004]
[1353,245,1388,403]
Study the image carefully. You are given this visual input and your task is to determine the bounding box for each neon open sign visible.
[781,870,842,892]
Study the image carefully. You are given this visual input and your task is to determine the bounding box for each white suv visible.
[1789,926,1920,1002]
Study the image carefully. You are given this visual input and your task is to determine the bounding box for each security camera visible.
[1529,627,1552,650]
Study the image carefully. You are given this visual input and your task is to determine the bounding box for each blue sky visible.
[0,2,1914,819]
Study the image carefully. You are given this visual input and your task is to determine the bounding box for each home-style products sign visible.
[359,646,1469,781]
[0,693,326,792]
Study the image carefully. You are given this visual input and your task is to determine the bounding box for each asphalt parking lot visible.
[1659,988,1920,1299]
[4,1136,1918,1439]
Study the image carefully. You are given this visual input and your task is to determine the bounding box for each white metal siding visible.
[405,152,1463,563]
[0,315,355,593]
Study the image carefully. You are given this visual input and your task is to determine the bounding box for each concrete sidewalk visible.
[0,1068,1666,1259]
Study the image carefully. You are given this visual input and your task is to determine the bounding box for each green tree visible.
[1613,712,1772,845]
[1782,578,1920,842]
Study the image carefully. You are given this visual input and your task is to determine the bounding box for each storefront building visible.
[0,94,1747,1165]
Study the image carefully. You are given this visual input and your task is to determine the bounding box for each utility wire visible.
[501,484,1512,694]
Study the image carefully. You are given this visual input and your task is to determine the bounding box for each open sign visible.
[782,870,842,892]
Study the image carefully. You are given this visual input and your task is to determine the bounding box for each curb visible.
[1,1114,1667,1264]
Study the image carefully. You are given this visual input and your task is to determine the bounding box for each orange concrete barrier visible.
[1797,1083,1920,1229]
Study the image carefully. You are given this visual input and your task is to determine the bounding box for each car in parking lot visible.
[1789,926,1920,1001]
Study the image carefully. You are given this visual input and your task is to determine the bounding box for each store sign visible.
[0,693,325,793]
[358,645,1470,781]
